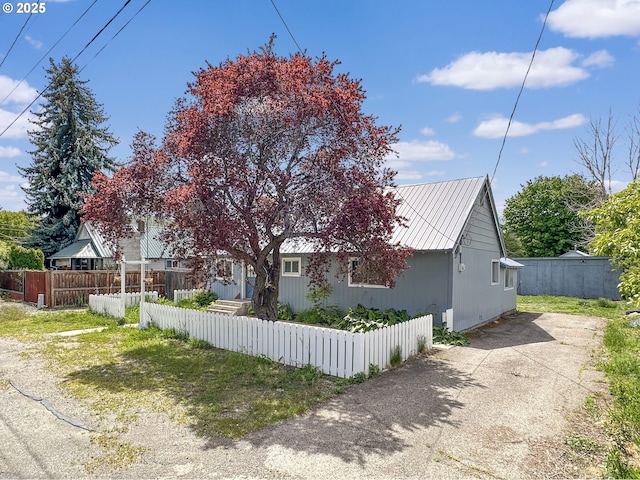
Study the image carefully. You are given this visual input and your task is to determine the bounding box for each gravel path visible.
[0,307,611,479]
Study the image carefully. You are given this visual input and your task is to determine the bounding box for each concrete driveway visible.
[0,311,609,479]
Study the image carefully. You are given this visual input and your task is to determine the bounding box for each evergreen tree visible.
[19,57,118,257]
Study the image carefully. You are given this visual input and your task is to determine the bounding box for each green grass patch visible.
[1,305,347,442]
[0,305,118,340]
[518,294,640,477]
[517,295,627,320]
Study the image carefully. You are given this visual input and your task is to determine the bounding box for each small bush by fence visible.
[173,289,199,304]
[89,291,159,319]
[140,302,433,378]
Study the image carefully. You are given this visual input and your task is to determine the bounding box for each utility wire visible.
[0,0,135,140]
[79,0,152,73]
[0,7,37,70]
[269,0,460,243]
[490,0,555,183]
[0,0,98,106]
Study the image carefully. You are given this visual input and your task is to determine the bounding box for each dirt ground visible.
[0,302,611,479]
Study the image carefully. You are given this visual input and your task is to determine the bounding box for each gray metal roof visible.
[391,176,487,251]
[49,239,99,259]
[281,176,492,254]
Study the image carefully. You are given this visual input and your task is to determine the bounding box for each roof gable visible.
[392,176,499,251]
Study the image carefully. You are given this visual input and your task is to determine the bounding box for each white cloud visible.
[0,108,35,139]
[519,147,530,154]
[395,171,424,181]
[446,113,462,123]
[420,126,435,136]
[538,160,550,168]
[0,75,38,105]
[473,113,588,138]
[548,0,640,38]
[582,49,615,68]
[417,47,590,90]
[389,140,456,161]
[25,35,44,50]
[0,171,24,183]
[0,146,22,158]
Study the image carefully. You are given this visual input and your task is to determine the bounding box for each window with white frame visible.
[491,260,500,285]
[216,259,233,278]
[165,259,179,269]
[504,269,515,290]
[281,257,301,277]
[348,257,388,288]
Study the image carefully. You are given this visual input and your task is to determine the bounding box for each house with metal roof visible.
[210,176,523,331]
[48,221,188,271]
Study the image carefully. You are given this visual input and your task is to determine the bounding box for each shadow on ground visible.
[467,311,554,350]
[63,336,483,465]
[242,354,483,465]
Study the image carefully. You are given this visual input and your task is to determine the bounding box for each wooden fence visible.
[89,292,159,318]
[139,302,433,378]
[0,270,196,308]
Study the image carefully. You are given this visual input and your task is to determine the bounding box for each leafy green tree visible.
[0,241,44,270]
[0,210,37,244]
[19,57,118,257]
[502,175,599,257]
[583,180,640,304]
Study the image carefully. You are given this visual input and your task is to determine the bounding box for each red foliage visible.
[82,38,413,320]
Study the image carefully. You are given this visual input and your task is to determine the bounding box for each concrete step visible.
[208,299,252,316]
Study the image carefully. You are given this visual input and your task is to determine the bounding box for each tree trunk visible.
[251,253,281,322]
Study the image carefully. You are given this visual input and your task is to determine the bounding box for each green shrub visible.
[277,303,295,321]
[192,290,218,307]
[433,322,469,346]
[295,306,344,326]
[1,243,45,270]
[176,290,218,310]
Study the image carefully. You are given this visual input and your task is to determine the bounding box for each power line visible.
[0,5,37,71]
[490,0,555,183]
[0,0,99,106]
[79,0,152,74]
[0,0,136,140]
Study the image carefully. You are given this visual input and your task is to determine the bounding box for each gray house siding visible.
[277,252,451,321]
[209,262,243,299]
[515,257,621,300]
[451,194,511,331]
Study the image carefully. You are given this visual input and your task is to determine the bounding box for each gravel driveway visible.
[0,309,610,479]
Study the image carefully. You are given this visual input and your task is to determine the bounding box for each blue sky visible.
[1,0,640,214]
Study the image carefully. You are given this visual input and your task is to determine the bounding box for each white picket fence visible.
[139,302,433,378]
[89,291,159,319]
[173,289,200,304]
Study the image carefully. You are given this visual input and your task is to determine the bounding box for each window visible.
[504,269,515,290]
[348,258,388,288]
[165,259,179,269]
[281,258,301,277]
[491,260,500,285]
[216,259,233,278]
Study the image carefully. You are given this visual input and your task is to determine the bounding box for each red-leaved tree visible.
[83,39,413,321]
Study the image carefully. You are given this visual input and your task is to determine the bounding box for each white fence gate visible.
[89,291,159,319]
[140,302,432,378]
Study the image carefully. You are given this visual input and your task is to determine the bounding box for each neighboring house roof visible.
[560,250,590,258]
[49,239,99,259]
[281,176,503,255]
[48,222,174,260]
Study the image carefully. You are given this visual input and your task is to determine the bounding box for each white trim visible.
[348,257,389,289]
[281,257,301,277]
[504,268,515,290]
[491,259,500,285]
